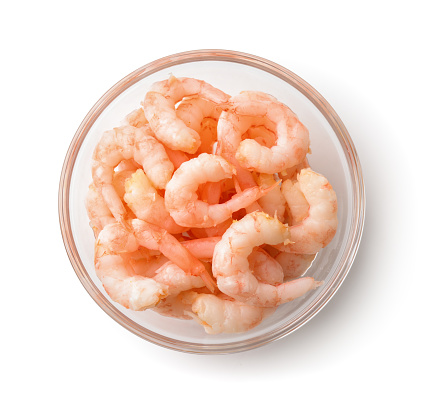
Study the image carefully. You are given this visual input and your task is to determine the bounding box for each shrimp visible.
[164,153,274,228]
[131,219,216,292]
[189,293,275,334]
[255,173,286,222]
[144,76,230,153]
[223,91,310,174]
[275,252,316,280]
[180,236,221,260]
[95,227,168,311]
[85,184,116,237]
[249,248,284,285]
[152,288,211,320]
[123,169,185,234]
[212,211,321,307]
[97,220,216,291]
[153,261,206,297]
[92,125,174,222]
[176,97,222,154]
[123,107,148,128]
[278,168,338,254]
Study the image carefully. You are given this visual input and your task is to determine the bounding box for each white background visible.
[2,1,428,400]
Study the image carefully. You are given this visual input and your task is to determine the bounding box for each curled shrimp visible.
[221,91,310,174]
[275,252,316,280]
[278,168,338,254]
[212,211,321,307]
[92,125,174,222]
[153,261,206,297]
[164,153,273,228]
[123,169,185,234]
[144,76,230,153]
[85,184,116,237]
[255,173,286,222]
[95,225,168,311]
[249,248,284,285]
[176,97,222,154]
[98,220,216,292]
[189,293,275,334]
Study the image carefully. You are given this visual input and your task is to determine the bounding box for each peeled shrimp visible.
[176,97,221,154]
[85,184,116,237]
[255,173,286,222]
[189,293,275,334]
[278,168,338,254]
[275,252,316,280]
[99,220,215,292]
[153,261,205,297]
[123,169,185,234]
[123,107,148,128]
[212,211,321,307]
[95,226,168,311]
[249,248,284,285]
[92,125,174,222]
[223,91,310,174]
[165,153,273,228]
[144,76,230,153]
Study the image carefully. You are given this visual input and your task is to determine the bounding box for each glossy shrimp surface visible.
[221,91,310,174]
[212,211,321,307]
[85,77,338,335]
[279,168,338,254]
[165,153,272,228]
[144,76,229,153]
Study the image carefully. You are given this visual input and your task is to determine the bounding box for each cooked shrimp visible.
[85,184,116,237]
[176,97,221,154]
[144,76,230,153]
[176,97,222,131]
[189,293,275,334]
[165,153,273,228]
[278,168,338,254]
[275,252,316,280]
[97,220,216,291]
[153,261,206,297]
[152,288,211,320]
[129,254,169,278]
[95,227,168,311]
[123,107,148,128]
[249,248,284,285]
[255,173,286,222]
[92,125,174,222]
[180,236,221,260]
[224,91,310,174]
[245,125,277,148]
[131,219,216,292]
[123,169,185,234]
[281,178,309,225]
[212,211,321,307]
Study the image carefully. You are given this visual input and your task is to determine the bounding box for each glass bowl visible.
[59,49,365,354]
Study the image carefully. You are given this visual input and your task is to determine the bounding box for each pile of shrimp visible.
[85,76,338,334]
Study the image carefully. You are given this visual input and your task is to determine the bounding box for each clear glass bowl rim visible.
[58,49,365,354]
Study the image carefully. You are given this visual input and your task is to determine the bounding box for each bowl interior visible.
[64,52,362,353]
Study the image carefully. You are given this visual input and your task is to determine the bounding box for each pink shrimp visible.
[222,91,310,174]
[85,184,116,237]
[277,168,338,254]
[92,125,174,223]
[164,153,275,228]
[98,220,216,292]
[189,293,275,334]
[123,169,186,234]
[143,76,230,153]
[212,211,321,307]
[94,227,168,311]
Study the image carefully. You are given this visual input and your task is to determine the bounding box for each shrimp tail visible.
[198,270,217,293]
